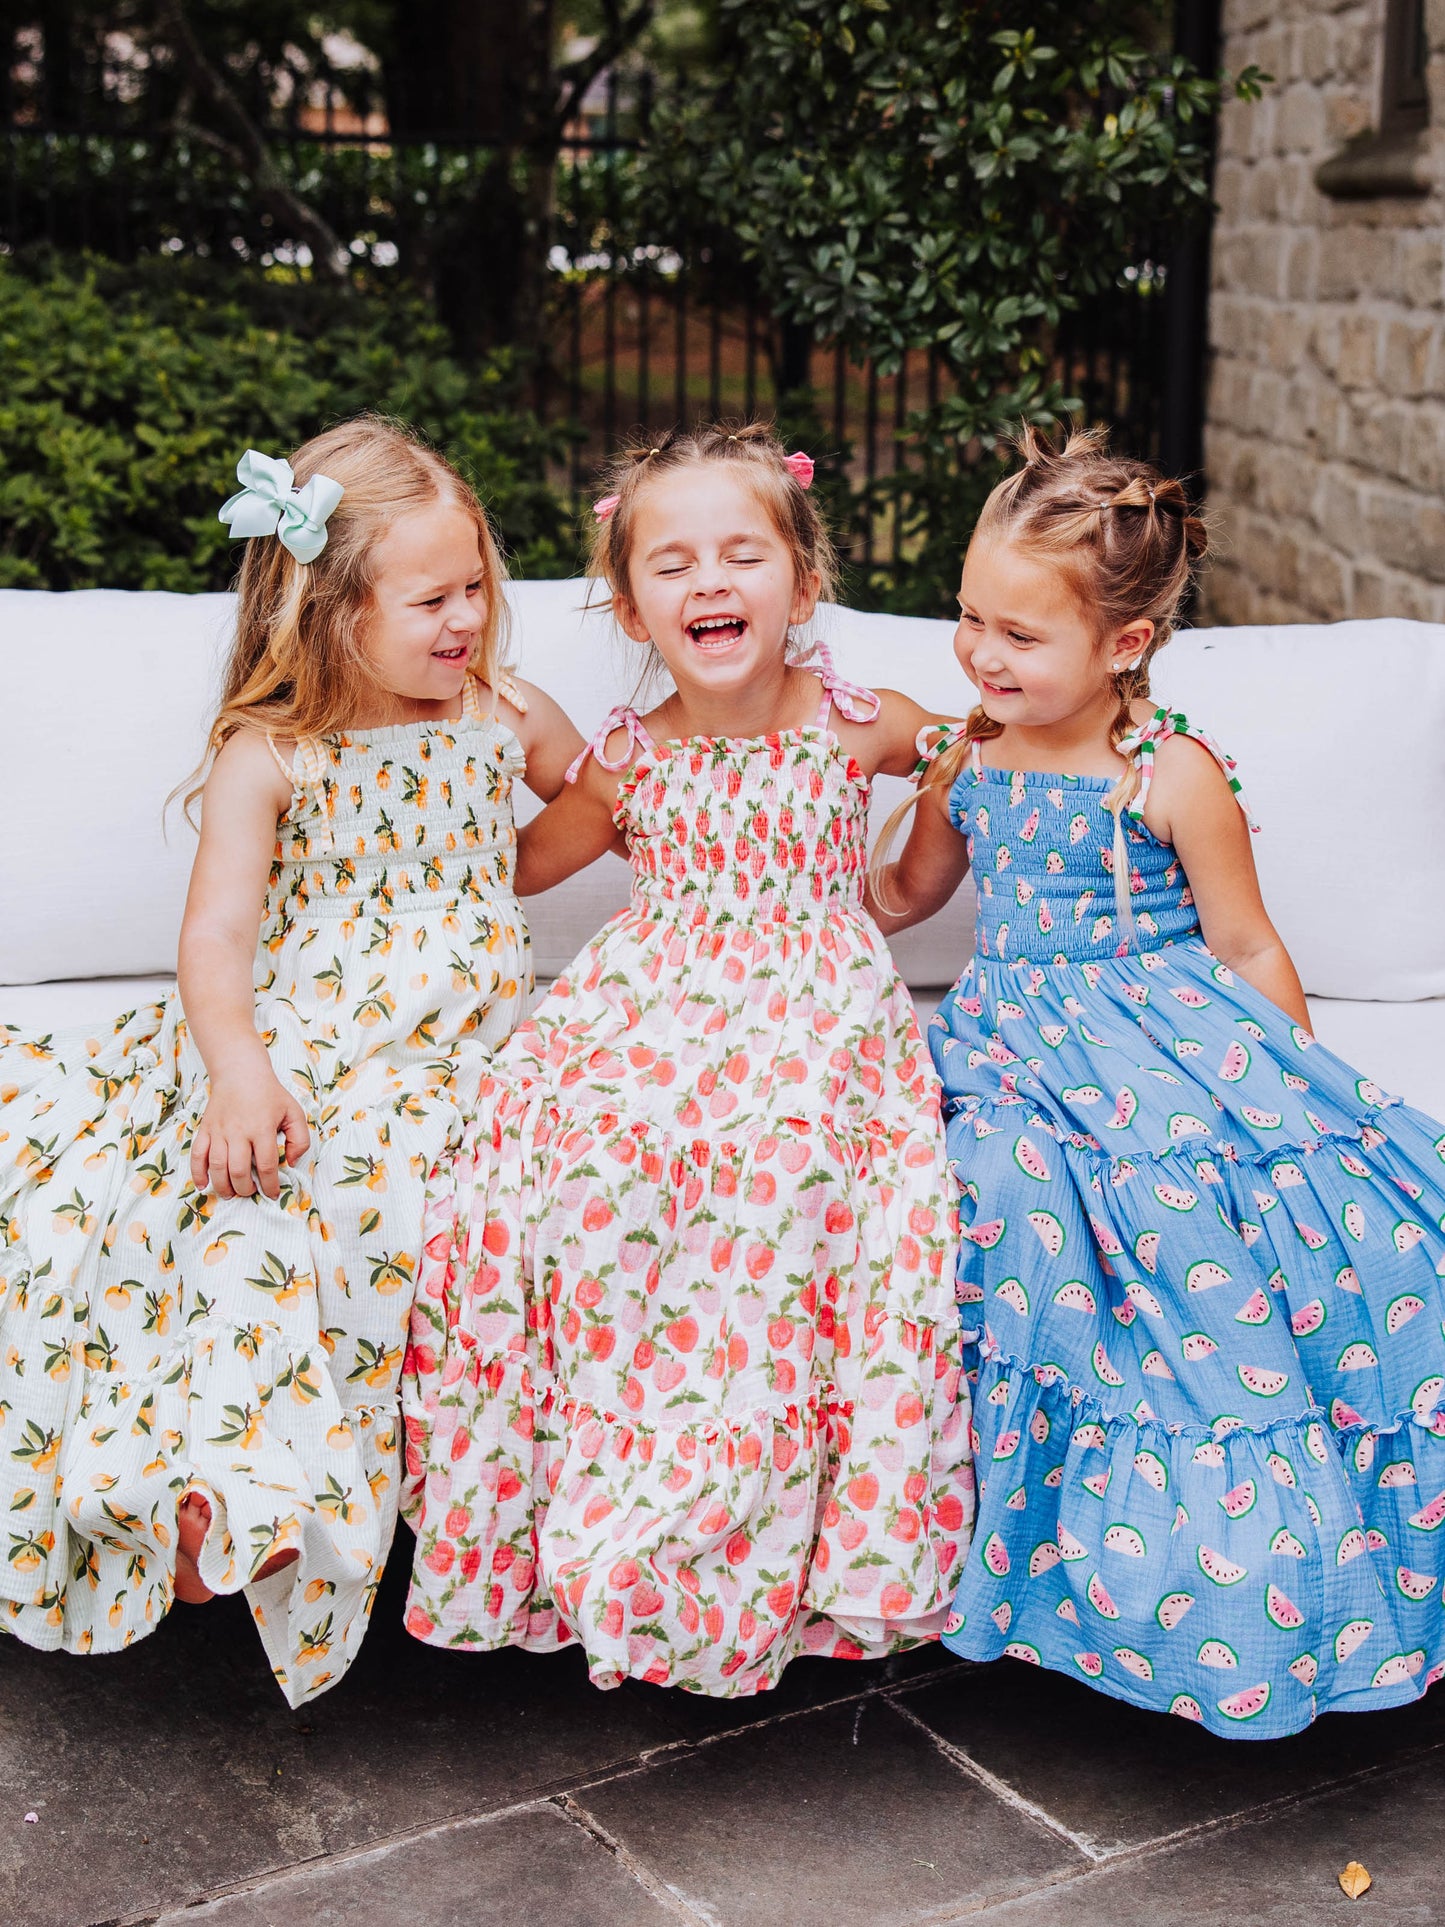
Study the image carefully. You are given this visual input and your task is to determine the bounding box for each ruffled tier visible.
[0,971,508,1704]
[402,1080,974,1694]
[0,1306,397,1690]
[951,1355,1445,1739]
[938,1074,1445,1736]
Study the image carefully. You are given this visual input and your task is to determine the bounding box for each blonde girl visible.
[0,418,580,1704]
[871,426,1445,1739]
[401,422,974,1695]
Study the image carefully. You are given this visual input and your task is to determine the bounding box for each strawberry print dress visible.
[402,650,974,1694]
[0,676,529,1704]
[930,708,1445,1738]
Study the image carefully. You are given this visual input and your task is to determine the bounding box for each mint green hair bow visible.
[218,449,344,565]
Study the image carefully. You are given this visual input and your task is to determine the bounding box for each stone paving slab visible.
[149,1802,681,1927]
[971,1757,1445,1926]
[0,1567,676,1927]
[575,1694,1082,1926]
[5,1532,1445,1927]
[900,1653,1445,1856]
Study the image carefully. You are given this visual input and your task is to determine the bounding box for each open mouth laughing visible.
[687,614,748,650]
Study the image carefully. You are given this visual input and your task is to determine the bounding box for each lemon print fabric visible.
[929,710,1445,1738]
[0,677,529,1705]
[402,674,976,1695]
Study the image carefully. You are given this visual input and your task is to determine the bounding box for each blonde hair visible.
[587,420,838,681]
[181,416,509,815]
[871,423,1208,907]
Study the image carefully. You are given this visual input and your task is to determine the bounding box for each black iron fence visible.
[2,25,1209,594]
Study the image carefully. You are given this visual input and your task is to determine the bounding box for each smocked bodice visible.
[617,729,871,924]
[566,645,883,928]
[929,707,1254,966]
[264,684,524,926]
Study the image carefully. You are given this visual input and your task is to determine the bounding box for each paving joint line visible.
[919,1742,1445,1923]
[889,1698,1104,1863]
[553,1790,718,1926]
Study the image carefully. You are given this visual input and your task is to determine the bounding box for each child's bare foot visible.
[174,1491,215,1604]
[253,1548,301,1583]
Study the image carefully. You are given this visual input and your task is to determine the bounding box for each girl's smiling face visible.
[364,502,487,717]
[616,465,818,703]
[954,536,1152,730]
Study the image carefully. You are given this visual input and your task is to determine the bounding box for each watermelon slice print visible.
[1003,1642,1041,1665]
[1342,1201,1366,1242]
[1133,1450,1169,1491]
[1087,1572,1120,1619]
[1407,1489,1445,1532]
[1154,1184,1198,1213]
[1028,1211,1066,1257]
[1141,1350,1176,1380]
[1334,1619,1373,1663]
[1238,1364,1289,1397]
[1217,1683,1271,1722]
[1155,1591,1194,1630]
[1092,1342,1125,1388]
[991,1602,1013,1634]
[1219,1039,1251,1082]
[1287,1652,1318,1687]
[1197,1544,1248,1586]
[1233,1287,1271,1325]
[968,1217,1008,1248]
[1169,1695,1205,1722]
[1052,1281,1097,1314]
[1270,1528,1307,1559]
[1289,1300,1326,1337]
[1028,1541,1063,1577]
[1219,1480,1257,1518]
[1266,1584,1305,1630]
[1370,1651,1426,1689]
[1337,1342,1378,1372]
[1198,1639,1239,1668]
[1410,1377,1445,1424]
[982,1533,1011,1575]
[1394,1219,1428,1251]
[1014,1136,1050,1181]
[1126,1280,1164,1318]
[1134,1230,1161,1273]
[1103,1523,1147,1558]
[1395,1566,1437,1601]
[994,1278,1030,1316]
[1386,1294,1425,1333]
[1185,1261,1230,1292]
[1113,1647,1153,1681]
[1378,1461,1418,1488]
[1074,1651,1104,1676]
[1266,1453,1297,1487]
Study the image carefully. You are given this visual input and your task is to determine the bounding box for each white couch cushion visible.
[1155,620,1445,1001]
[0,590,232,986]
[0,584,975,990]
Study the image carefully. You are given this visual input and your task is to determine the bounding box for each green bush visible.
[0,255,579,591]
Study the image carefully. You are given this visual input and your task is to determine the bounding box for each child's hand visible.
[191,1063,310,1200]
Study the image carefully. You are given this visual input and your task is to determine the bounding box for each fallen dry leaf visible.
[1338,1861,1372,1900]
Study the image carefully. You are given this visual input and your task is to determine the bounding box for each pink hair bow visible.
[592,493,621,522]
[784,450,815,489]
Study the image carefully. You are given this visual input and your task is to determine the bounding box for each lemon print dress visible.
[0,675,529,1704]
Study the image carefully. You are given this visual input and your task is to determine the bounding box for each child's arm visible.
[514,733,630,896]
[1148,736,1310,1028]
[178,732,310,1200]
[867,770,971,935]
[837,688,959,780]
[498,678,585,804]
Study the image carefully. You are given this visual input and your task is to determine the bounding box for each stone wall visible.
[1204,0,1445,622]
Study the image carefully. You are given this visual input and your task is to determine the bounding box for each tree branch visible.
[552,0,655,136]
[151,0,349,280]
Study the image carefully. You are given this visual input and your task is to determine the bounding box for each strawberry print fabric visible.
[931,708,1445,1738]
[402,668,974,1695]
[0,678,529,1703]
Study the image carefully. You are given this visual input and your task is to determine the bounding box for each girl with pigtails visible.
[401,421,974,1694]
[870,425,1445,1739]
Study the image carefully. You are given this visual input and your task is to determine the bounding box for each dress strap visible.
[1117,706,1258,830]
[267,731,335,854]
[811,640,881,727]
[564,706,659,786]
[910,719,970,783]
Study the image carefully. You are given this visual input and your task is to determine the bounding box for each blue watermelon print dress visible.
[928,707,1445,1739]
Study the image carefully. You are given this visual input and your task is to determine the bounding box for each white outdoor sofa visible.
[2,586,1442,1123]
